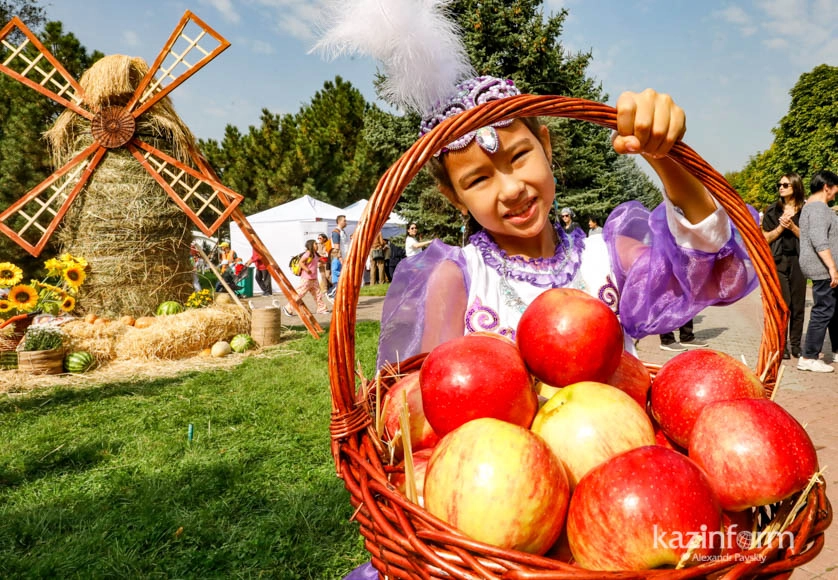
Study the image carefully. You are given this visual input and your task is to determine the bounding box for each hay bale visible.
[62,305,250,361]
[48,55,199,318]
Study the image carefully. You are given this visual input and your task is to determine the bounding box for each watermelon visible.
[156,301,183,316]
[230,334,255,353]
[64,351,95,373]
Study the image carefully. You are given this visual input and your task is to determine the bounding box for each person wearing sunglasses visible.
[405,223,433,257]
[762,173,807,359]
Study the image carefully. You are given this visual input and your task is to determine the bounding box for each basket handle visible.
[328,94,786,434]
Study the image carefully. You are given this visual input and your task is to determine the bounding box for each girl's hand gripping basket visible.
[327,95,832,579]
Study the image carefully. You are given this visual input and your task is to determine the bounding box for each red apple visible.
[688,398,819,512]
[650,349,765,448]
[606,350,651,409]
[424,418,569,555]
[567,446,722,570]
[517,288,623,387]
[653,418,685,453]
[390,448,433,507]
[531,381,655,489]
[382,371,439,458]
[720,509,755,558]
[419,334,537,436]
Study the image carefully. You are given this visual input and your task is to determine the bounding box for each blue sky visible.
[37,0,838,180]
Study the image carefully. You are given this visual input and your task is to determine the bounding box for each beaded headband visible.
[419,76,521,157]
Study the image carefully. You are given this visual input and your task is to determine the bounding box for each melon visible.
[134,316,156,329]
[211,341,232,357]
[230,334,255,353]
[64,351,95,373]
[215,293,233,305]
[156,301,183,316]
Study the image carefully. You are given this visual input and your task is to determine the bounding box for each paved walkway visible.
[255,286,836,578]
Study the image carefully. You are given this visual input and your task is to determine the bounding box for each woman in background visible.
[762,172,806,359]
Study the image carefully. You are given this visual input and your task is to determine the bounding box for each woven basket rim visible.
[324,94,828,578]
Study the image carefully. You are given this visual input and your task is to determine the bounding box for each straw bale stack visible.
[63,305,250,361]
[48,55,199,318]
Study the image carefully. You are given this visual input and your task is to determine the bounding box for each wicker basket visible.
[0,313,33,353]
[327,95,832,579]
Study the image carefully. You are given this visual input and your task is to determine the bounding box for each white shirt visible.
[405,235,423,257]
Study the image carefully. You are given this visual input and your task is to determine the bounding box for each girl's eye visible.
[511,148,530,162]
[466,175,487,188]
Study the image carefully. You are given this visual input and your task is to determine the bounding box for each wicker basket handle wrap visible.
[328,94,786,428]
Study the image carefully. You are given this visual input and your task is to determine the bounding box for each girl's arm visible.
[612,89,714,224]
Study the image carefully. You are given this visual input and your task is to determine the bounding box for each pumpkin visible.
[156,301,183,316]
[119,315,136,326]
[93,317,110,325]
[230,334,255,353]
[134,316,156,329]
[84,313,97,324]
[215,293,233,305]
[200,348,212,357]
[211,341,232,357]
[64,351,95,373]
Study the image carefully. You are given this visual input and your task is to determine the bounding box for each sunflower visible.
[0,299,12,314]
[0,262,23,287]
[60,295,76,312]
[8,284,38,311]
[62,265,86,289]
[44,258,64,277]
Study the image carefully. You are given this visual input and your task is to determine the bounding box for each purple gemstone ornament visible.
[419,76,521,156]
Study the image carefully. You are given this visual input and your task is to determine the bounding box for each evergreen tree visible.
[0,4,101,264]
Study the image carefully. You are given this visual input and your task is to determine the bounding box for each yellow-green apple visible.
[531,381,655,489]
[516,288,623,387]
[650,350,765,448]
[424,418,569,555]
[688,398,819,512]
[419,334,537,436]
[382,370,438,458]
[605,350,651,409]
[566,445,722,570]
[390,448,434,507]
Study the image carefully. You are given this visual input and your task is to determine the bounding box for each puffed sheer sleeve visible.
[377,240,469,369]
[604,196,759,339]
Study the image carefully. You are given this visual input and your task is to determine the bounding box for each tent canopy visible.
[342,198,407,225]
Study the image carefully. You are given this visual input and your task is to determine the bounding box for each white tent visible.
[229,195,407,287]
[342,198,407,228]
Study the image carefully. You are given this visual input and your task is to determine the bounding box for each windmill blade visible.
[0,17,91,119]
[128,139,243,236]
[0,143,106,256]
[126,10,230,118]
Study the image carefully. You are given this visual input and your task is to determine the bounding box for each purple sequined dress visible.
[377,198,758,369]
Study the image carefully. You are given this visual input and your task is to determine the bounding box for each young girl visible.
[282,240,329,316]
[375,82,757,367]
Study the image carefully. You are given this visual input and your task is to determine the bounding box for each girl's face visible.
[441,120,555,253]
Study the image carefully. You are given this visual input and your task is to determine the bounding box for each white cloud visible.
[200,0,241,24]
[250,40,275,55]
[121,30,140,47]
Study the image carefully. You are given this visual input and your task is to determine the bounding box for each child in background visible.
[315,1,758,372]
[282,240,329,316]
[328,248,342,301]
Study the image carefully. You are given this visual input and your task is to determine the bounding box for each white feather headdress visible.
[311,0,476,116]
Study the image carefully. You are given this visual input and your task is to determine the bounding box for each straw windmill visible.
[0,11,322,337]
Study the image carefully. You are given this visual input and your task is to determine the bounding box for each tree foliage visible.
[0,3,102,265]
[729,64,838,210]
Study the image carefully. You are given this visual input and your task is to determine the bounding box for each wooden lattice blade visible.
[0,16,91,119]
[126,10,230,118]
[128,139,243,236]
[0,143,106,256]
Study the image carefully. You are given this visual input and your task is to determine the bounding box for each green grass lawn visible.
[358,283,389,297]
[0,322,380,579]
